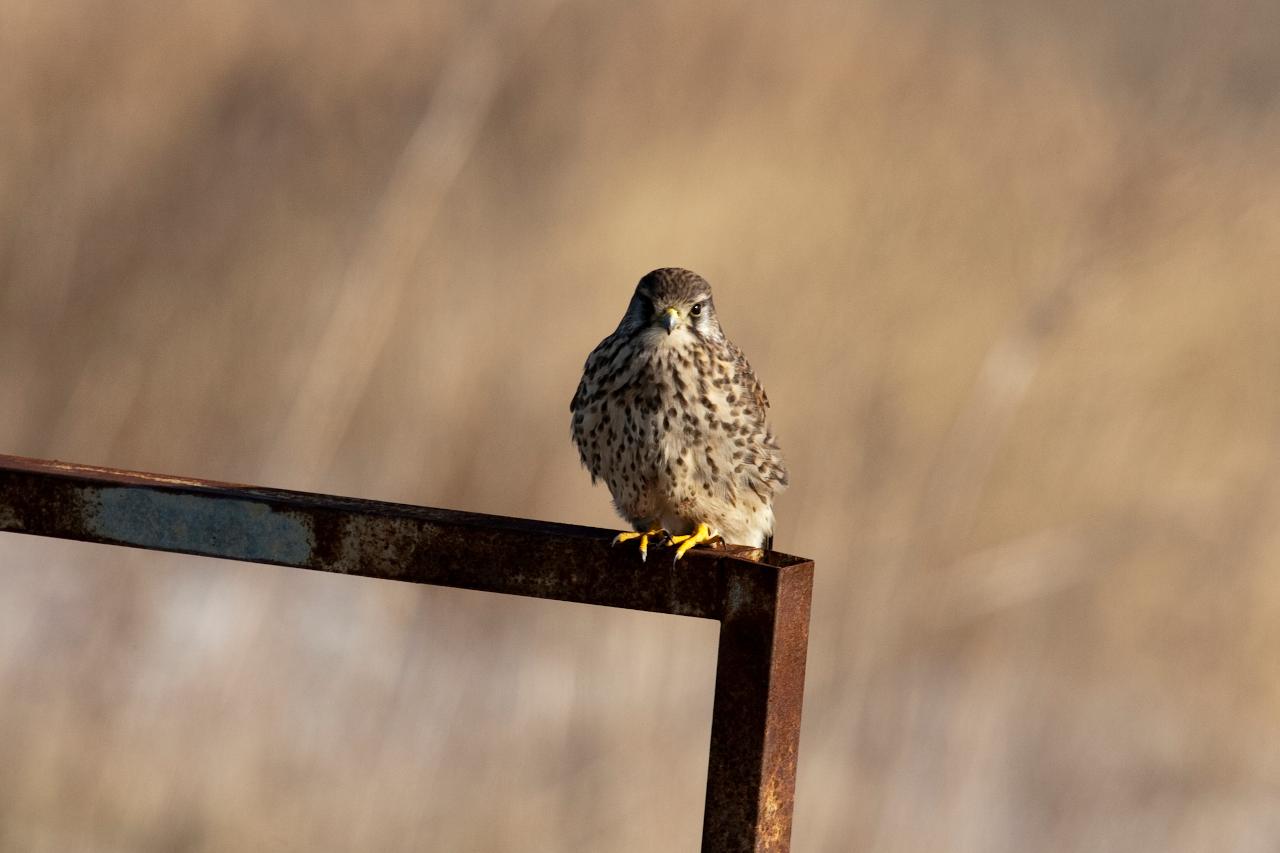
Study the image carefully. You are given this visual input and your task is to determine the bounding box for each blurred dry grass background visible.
[2,0,1279,850]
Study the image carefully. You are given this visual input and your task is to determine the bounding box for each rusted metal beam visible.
[0,454,813,852]
[703,555,813,851]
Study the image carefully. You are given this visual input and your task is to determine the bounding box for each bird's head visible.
[621,267,721,342]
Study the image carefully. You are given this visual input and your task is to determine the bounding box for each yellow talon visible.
[669,522,718,560]
[613,526,669,562]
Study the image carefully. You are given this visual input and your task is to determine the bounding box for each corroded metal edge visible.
[0,454,810,619]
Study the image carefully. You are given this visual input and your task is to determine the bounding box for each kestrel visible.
[570,268,787,560]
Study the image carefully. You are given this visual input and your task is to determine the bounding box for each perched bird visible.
[570,268,787,560]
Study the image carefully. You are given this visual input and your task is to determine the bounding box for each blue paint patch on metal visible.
[725,573,751,618]
[86,487,315,564]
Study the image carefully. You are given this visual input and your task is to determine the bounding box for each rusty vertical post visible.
[702,557,813,852]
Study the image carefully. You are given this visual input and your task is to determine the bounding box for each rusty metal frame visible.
[0,454,812,852]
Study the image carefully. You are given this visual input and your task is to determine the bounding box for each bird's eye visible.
[690,302,705,316]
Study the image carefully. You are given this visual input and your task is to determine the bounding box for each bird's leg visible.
[612,525,670,563]
[668,522,721,560]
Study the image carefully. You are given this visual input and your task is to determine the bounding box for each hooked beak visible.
[659,307,680,334]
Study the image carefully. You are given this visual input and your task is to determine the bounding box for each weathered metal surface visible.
[703,559,813,852]
[0,454,814,852]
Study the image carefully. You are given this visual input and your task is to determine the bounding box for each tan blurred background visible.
[2,0,1279,850]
